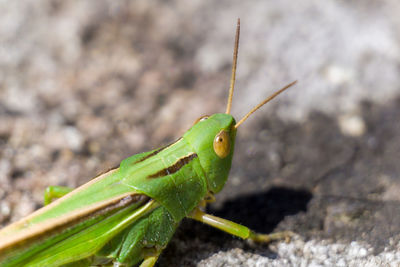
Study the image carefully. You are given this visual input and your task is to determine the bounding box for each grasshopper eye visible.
[192,115,209,126]
[213,130,230,158]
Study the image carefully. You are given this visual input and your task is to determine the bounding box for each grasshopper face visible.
[184,113,237,193]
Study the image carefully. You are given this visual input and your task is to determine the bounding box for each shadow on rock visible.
[160,187,312,266]
[209,186,313,234]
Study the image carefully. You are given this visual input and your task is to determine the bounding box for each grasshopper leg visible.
[139,253,160,267]
[198,193,216,208]
[44,185,73,205]
[188,208,293,243]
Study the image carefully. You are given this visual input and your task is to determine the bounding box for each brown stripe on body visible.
[148,153,198,179]
[133,138,183,165]
[0,193,149,256]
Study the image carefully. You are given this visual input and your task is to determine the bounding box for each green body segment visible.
[184,114,236,193]
[0,113,237,266]
[96,205,177,266]
[119,136,207,222]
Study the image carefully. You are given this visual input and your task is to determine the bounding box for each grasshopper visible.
[0,19,296,267]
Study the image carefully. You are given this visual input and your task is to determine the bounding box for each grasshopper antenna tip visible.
[234,80,297,129]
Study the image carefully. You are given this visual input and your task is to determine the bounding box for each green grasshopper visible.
[0,19,296,267]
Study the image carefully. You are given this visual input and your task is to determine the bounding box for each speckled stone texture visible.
[1,1,399,266]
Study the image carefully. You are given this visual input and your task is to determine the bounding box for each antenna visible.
[234,81,297,129]
[225,18,240,114]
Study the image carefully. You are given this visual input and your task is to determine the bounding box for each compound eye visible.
[192,115,209,126]
[213,130,230,158]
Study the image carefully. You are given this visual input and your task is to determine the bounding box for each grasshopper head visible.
[183,113,237,193]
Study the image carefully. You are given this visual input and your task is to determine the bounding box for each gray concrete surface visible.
[0,0,399,266]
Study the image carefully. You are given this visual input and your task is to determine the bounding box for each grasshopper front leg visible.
[188,208,293,243]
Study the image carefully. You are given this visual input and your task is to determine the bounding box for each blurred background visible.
[0,1,399,266]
